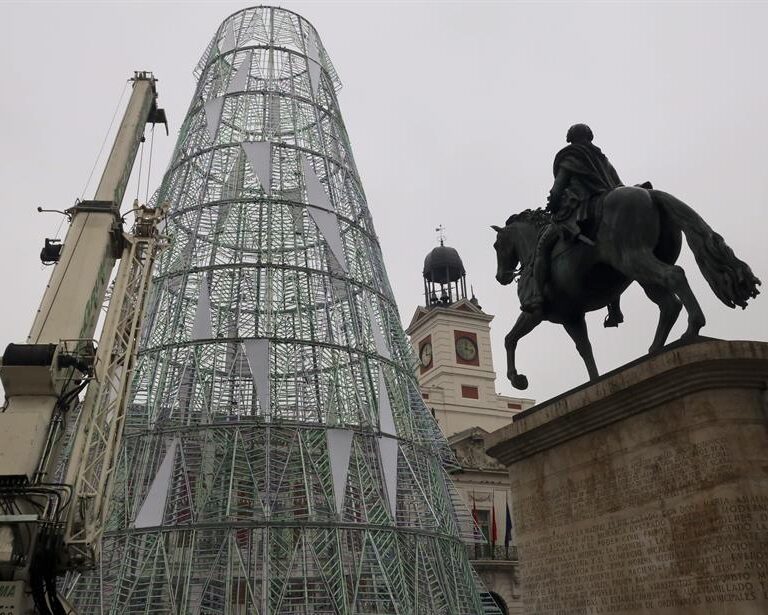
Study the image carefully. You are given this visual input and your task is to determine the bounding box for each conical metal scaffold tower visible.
[69,7,498,614]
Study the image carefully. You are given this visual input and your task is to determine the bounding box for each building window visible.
[474,509,492,559]
[422,392,429,400]
[476,509,490,542]
[507,402,521,410]
[461,385,479,399]
[489,592,509,615]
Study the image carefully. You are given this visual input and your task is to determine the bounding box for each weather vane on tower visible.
[435,224,446,246]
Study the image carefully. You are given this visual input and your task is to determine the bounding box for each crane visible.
[0,71,169,615]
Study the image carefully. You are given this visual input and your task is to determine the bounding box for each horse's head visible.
[492,224,519,285]
[492,210,547,285]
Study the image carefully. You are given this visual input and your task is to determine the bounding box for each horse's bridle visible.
[501,265,523,283]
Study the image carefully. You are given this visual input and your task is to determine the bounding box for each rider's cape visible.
[551,143,624,228]
[553,143,623,195]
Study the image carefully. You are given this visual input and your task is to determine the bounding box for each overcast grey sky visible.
[0,1,766,404]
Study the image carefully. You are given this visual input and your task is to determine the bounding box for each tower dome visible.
[423,242,467,306]
[423,245,466,284]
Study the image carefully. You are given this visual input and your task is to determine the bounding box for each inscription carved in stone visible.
[514,439,768,613]
[488,342,768,615]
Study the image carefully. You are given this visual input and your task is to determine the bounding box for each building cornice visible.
[486,339,768,466]
[406,300,493,335]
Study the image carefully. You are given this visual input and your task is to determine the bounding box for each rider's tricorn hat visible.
[566,123,593,144]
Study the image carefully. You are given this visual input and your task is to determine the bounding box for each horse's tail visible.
[650,189,760,309]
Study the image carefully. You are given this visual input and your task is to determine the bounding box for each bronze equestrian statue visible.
[492,124,761,390]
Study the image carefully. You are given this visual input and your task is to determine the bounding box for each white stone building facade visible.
[406,244,534,614]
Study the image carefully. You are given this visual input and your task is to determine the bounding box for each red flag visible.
[491,505,498,546]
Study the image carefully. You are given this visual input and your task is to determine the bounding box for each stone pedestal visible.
[486,340,768,615]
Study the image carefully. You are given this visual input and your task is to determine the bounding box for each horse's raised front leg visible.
[563,315,599,381]
[505,311,542,390]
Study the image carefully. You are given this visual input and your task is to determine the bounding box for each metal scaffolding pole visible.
[67,7,498,614]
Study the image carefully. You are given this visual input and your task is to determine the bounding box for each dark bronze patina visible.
[492,125,761,390]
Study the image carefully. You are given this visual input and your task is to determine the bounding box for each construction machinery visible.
[0,71,168,615]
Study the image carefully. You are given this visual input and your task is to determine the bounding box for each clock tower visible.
[406,234,531,613]
[406,239,533,437]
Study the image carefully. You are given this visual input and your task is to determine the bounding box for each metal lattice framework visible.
[68,7,498,614]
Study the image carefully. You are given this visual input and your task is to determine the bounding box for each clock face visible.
[455,336,477,362]
[419,342,433,367]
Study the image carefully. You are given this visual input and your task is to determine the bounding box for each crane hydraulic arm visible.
[0,72,168,615]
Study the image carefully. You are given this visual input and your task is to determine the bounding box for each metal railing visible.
[469,544,518,561]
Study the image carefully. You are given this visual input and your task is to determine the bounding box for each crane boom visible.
[62,204,168,570]
[0,72,168,615]
[28,75,160,347]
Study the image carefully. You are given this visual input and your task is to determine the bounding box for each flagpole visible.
[504,498,513,559]
[472,490,479,559]
[489,492,495,559]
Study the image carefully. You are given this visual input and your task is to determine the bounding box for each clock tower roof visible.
[422,239,468,307]
[423,245,465,283]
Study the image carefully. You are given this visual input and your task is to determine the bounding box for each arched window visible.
[489,591,509,615]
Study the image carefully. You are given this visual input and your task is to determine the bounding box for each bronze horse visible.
[492,187,760,389]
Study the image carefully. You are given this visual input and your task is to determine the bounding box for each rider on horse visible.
[494,127,760,389]
[523,123,625,326]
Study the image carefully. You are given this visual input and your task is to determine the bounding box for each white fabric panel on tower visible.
[135,438,178,528]
[378,436,398,519]
[307,28,321,64]
[301,155,334,212]
[308,207,348,272]
[377,366,395,436]
[220,22,235,54]
[242,141,272,196]
[190,276,212,340]
[327,252,349,294]
[203,97,225,141]
[367,298,391,359]
[326,428,354,513]
[227,50,252,94]
[306,29,322,95]
[244,338,270,415]
[308,61,322,96]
